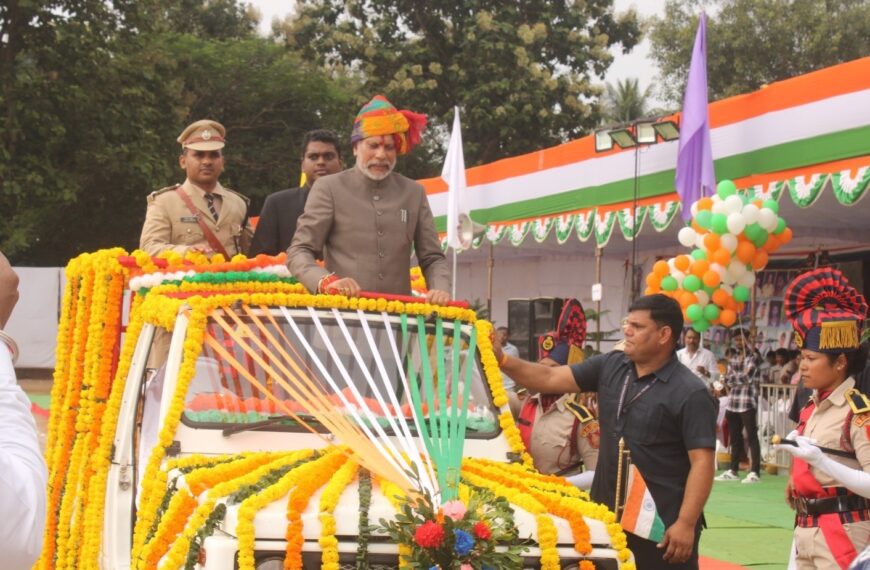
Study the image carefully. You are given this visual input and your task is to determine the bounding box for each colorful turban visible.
[538,299,587,365]
[351,95,427,155]
[785,268,867,353]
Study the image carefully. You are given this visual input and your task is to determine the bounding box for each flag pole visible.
[451,247,457,300]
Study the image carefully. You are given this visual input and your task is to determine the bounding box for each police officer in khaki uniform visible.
[140,119,251,257]
[775,268,870,569]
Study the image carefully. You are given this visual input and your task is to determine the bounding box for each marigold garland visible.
[38,248,633,570]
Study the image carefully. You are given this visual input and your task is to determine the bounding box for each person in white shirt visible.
[0,253,47,569]
[677,328,719,388]
[496,326,522,416]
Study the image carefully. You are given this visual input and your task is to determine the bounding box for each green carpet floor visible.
[701,470,793,569]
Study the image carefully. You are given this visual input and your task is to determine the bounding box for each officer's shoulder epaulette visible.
[147,184,180,201]
[565,396,595,424]
[222,187,250,205]
[847,388,870,415]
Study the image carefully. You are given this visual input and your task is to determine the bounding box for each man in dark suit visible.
[249,129,342,256]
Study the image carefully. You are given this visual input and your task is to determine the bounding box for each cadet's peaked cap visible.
[178,119,226,151]
[785,268,867,353]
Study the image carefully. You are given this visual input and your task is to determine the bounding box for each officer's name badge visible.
[181,216,199,223]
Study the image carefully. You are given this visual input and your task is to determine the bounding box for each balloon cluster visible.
[645,180,793,332]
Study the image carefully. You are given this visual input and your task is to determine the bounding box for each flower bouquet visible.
[378,485,527,569]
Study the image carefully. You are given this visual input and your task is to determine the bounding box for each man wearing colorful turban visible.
[288,95,451,303]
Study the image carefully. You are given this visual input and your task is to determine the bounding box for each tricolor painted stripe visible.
[620,465,666,543]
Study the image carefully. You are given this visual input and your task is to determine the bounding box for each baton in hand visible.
[771,434,855,459]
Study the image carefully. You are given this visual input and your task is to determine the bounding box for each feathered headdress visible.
[538,298,587,365]
[351,95,427,155]
[785,268,867,352]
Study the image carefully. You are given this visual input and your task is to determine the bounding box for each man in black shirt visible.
[495,294,717,569]
[249,129,343,256]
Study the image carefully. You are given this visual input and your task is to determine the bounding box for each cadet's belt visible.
[794,494,870,516]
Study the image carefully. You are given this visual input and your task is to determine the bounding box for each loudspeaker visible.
[507,297,564,360]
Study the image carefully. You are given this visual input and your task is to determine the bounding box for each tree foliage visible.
[649,0,870,104]
[601,77,652,124]
[0,1,357,264]
[278,0,641,170]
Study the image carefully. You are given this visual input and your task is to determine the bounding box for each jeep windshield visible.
[180,306,499,438]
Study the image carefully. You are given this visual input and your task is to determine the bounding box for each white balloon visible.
[695,233,706,249]
[672,270,686,285]
[720,284,734,295]
[727,260,747,279]
[742,204,760,225]
[758,208,778,231]
[720,233,738,253]
[738,272,756,288]
[678,227,697,247]
[724,195,744,214]
[695,290,710,306]
[691,201,699,218]
[726,213,746,235]
[712,200,729,215]
[711,263,726,278]
[668,257,677,270]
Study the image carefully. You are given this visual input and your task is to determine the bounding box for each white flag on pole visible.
[442,106,468,250]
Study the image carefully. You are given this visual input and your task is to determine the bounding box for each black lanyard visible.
[617,370,659,420]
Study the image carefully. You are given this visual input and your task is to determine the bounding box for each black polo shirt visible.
[570,351,717,528]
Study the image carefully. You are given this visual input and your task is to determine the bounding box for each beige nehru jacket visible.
[288,167,451,295]
[139,180,251,256]
[527,393,600,476]
[803,377,870,487]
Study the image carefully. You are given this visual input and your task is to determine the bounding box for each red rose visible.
[473,521,492,541]
[414,520,445,548]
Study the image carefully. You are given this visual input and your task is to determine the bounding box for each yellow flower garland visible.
[39,248,633,570]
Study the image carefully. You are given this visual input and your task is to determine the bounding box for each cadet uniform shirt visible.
[287,167,450,295]
[525,393,599,475]
[139,179,251,256]
[570,351,717,528]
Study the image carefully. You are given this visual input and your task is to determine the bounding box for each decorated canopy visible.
[421,57,870,254]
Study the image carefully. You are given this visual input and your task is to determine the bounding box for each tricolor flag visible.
[620,465,665,542]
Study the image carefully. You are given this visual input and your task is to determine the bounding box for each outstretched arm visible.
[0,252,18,328]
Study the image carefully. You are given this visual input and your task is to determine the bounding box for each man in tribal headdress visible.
[287,95,451,304]
[775,268,870,569]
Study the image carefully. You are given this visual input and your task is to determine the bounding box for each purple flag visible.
[675,12,716,221]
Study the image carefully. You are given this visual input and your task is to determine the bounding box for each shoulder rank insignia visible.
[223,187,250,204]
[148,184,180,201]
[565,398,595,424]
[540,334,555,352]
[847,388,870,415]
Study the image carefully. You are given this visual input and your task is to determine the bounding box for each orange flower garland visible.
[319,459,359,570]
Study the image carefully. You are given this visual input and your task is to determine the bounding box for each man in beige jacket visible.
[288,95,451,304]
[140,119,251,257]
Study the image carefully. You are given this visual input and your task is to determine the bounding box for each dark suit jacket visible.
[249,186,310,256]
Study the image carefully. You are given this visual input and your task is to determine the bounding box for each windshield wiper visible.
[222,415,300,437]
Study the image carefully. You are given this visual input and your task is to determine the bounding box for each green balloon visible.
[711,213,729,235]
[733,285,750,302]
[763,199,779,214]
[693,318,711,332]
[695,210,713,229]
[774,217,787,235]
[717,180,737,199]
[703,304,721,321]
[683,274,702,292]
[744,223,762,240]
[686,303,704,322]
[661,275,678,291]
[691,248,707,260]
[703,285,716,295]
[753,232,769,248]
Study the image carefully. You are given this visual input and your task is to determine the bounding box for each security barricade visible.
[757,383,798,472]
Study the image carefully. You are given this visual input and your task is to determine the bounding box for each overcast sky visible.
[248,0,668,104]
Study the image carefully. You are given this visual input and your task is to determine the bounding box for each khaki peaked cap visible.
[178,119,226,151]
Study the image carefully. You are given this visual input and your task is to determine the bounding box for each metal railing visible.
[757,383,798,471]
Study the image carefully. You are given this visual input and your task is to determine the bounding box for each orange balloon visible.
[675,255,691,272]
[712,289,730,306]
[711,317,721,325]
[736,241,756,264]
[703,233,721,252]
[691,220,703,233]
[720,309,737,327]
[762,235,778,252]
[712,247,731,266]
[752,249,769,270]
[702,270,721,288]
[725,297,739,311]
[753,199,763,208]
[690,259,710,277]
[680,291,698,308]
[646,272,662,288]
[653,260,670,277]
[781,227,793,244]
[645,286,656,295]
[737,301,746,312]
[697,197,714,211]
